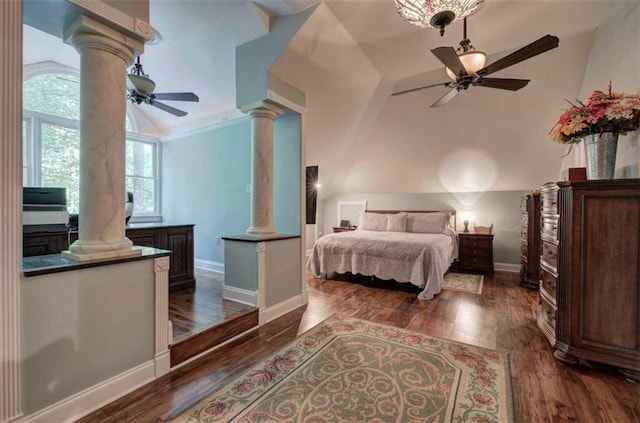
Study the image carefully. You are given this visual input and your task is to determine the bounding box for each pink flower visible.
[204,401,228,416]
[247,369,274,385]
[473,392,495,406]
[269,356,295,372]
[234,382,250,394]
[471,415,497,423]
[550,84,640,143]
[402,334,423,344]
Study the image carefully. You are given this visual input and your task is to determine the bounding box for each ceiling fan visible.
[126,56,199,117]
[392,18,559,107]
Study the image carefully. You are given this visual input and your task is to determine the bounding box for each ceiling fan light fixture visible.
[127,74,156,95]
[394,0,484,35]
[445,50,487,79]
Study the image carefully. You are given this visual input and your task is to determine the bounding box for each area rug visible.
[170,315,513,422]
[442,272,484,294]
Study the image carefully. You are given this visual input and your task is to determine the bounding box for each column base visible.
[247,226,276,235]
[63,238,142,262]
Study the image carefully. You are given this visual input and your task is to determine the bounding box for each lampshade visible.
[394,0,484,34]
[445,50,487,79]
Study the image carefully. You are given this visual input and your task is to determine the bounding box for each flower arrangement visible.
[549,83,640,143]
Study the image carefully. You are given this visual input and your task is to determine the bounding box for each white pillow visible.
[406,212,450,234]
[386,213,407,232]
[358,212,387,231]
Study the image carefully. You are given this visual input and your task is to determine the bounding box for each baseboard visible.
[223,285,257,306]
[494,262,520,273]
[259,294,305,325]
[155,350,171,377]
[195,259,224,277]
[23,360,156,423]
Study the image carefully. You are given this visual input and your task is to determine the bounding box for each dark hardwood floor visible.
[169,272,256,342]
[77,271,640,423]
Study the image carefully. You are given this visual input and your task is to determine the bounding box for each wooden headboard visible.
[366,209,457,232]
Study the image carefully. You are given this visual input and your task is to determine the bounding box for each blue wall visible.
[162,114,301,265]
[273,114,301,234]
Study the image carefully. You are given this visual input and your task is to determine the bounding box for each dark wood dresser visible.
[545,179,640,381]
[520,192,541,289]
[458,232,494,273]
[537,182,559,347]
[23,223,195,292]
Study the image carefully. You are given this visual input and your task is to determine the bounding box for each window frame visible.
[22,66,162,222]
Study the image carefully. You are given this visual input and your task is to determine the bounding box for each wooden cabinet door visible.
[166,226,194,289]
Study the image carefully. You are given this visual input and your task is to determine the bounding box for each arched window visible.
[23,65,159,219]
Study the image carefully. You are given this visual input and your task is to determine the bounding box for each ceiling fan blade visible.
[477,34,559,77]
[152,92,200,102]
[431,47,467,78]
[150,101,188,117]
[473,78,530,91]
[430,87,459,108]
[391,82,451,96]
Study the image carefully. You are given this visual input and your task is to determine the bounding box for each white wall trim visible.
[161,114,248,142]
[22,360,156,423]
[1,1,24,420]
[153,256,171,377]
[494,262,521,273]
[223,285,257,306]
[259,294,305,325]
[154,351,171,377]
[195,259,225,277]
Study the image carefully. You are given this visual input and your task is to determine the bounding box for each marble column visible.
[63,17,143,261]
[1,2,24,420]
[242,102,283,235]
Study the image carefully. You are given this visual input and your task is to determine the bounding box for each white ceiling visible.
[23,0,611,135]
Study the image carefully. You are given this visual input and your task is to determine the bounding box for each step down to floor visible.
[170,307,258,367]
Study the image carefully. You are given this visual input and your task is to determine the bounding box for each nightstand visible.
[333,227,356,233]
[458,232,494,273]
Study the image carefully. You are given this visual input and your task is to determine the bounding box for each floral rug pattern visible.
[171,315,512,423]
[442,272,484,295]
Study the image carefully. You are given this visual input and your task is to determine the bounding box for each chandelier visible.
[394,0,484,36]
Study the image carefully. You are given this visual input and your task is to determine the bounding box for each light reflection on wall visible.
[438,148,499,206]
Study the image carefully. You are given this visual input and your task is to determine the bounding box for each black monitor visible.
[23,187,67,207]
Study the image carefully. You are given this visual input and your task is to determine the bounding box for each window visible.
[22,68,161,220]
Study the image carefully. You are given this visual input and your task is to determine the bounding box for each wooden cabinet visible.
[458,233,494,273]
[520,192,541,289]
[23,223,195,292]
[545,179,640,381]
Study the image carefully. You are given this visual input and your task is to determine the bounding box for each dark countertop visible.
[24,222,194,237]
[23,247,171,277]
[222,233,300,243]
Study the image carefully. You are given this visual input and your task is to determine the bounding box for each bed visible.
[307,210,458,300]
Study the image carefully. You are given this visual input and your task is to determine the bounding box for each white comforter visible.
[307,230,457,300]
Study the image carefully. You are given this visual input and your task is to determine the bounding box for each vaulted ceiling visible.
[24,0,628,196]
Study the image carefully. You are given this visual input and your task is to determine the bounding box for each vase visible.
[583,132,618,180]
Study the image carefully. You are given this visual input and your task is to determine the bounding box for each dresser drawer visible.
[541,240,558,269]
[541,214,559,241]
[460,236,492,249]
[462,254,492,266]
[541,183,559,214]
[537,295,557,344]
[540,269,557,300]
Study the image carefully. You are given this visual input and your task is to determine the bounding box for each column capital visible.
[64,14,142,66]
[241,100,284,120]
